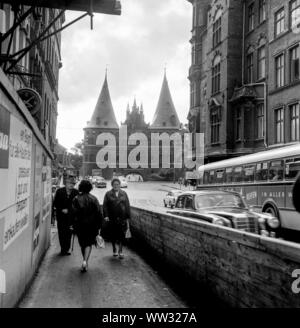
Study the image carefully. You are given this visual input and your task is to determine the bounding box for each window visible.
[246,53,254,83]
[275,53,285,88]
[258,46,266,79]
[275,108,284,143]
[255,162,269,181]
[212,56,221,94]
[211,110,220,143]
[233,167,243,183]
[248,3,255,31]
[96,117,100,125]
[213,16,222,48]
[216,169,225,184]
[275,8,285,36]
[290,45,300,82]
[225,167,233,183]
[290,103,300,141]
[209,171,215,184]
[185,196,194,210]
[176,196,184,208]
[285,158,300,180]
[244,165,255,182]
[203,171,210,184]
[236,108,242,140]
[259,0,266,23]
[269,160,284,181]
[290,0,300,30]
[257,104,265,139]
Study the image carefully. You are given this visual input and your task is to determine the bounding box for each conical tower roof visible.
[87,74,119,129]
[150,72,180,129]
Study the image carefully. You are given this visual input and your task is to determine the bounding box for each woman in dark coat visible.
[103,178,131,259]
[72,180,103,272]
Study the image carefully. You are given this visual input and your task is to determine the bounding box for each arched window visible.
[213,10,222,48]
[212,55,221,94]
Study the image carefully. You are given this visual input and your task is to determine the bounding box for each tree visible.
[71,141,83,156]
[70,141,83,176]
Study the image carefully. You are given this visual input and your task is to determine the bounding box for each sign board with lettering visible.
[42,156,52,223]
[0,105,10,169]
[0,114,32,250]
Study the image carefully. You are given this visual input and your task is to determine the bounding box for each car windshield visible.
[195,193,246,209]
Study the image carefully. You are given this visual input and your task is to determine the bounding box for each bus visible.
[197,143,300,232]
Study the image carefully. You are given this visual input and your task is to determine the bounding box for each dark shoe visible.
[60,251,71,256]
[81,261,87,273]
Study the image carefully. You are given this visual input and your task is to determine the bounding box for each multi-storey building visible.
[187,0,300,163]
[83,72,184,180]
[0,4,64,152]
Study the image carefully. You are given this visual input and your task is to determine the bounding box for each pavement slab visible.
[19,229,186,308]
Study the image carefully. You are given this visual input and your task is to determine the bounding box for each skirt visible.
[106,217,127,243]
[76,224,98,249]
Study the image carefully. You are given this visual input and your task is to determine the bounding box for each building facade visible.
[82,73,185,181]
[0,4,64,153]
[187,0,300,163]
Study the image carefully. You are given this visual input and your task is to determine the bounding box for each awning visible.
[2,0,121,15]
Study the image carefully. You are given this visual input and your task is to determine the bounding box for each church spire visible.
[150,72,180,129]
[87,73,119,129]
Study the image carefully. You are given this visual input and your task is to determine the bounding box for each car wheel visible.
[263,204,282,232]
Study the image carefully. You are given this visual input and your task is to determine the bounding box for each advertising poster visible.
[42,156,51,223]
[32,145,42,252]
[1,115,32,250]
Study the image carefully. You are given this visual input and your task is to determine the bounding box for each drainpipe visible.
[242,0,246,85]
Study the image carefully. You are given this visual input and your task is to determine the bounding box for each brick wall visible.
[130,206,300,307]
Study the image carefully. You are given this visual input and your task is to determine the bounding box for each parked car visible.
[168,190,280,237]
[95,177,107,188]
[163,190,183,208]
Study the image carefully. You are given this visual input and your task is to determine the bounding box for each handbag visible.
[96,235,105,249]
[125,227,132,239]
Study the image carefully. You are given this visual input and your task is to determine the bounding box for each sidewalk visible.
[19,229,186,308]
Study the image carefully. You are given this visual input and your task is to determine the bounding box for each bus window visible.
[269,160,284,181]
[255,162,268,181]
[225,167,233,183]
[216,170,225,184]
[209,171,215,184]
[203,171,209,184]
[233,167,243,183]
[285,159,300,180]
[244,165,255,182]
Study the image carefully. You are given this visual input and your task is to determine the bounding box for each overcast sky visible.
[56,0,192,151]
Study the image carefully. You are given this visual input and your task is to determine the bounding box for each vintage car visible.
[168,190,280,237]
[95,177,107,188]
[163,190,183,208]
